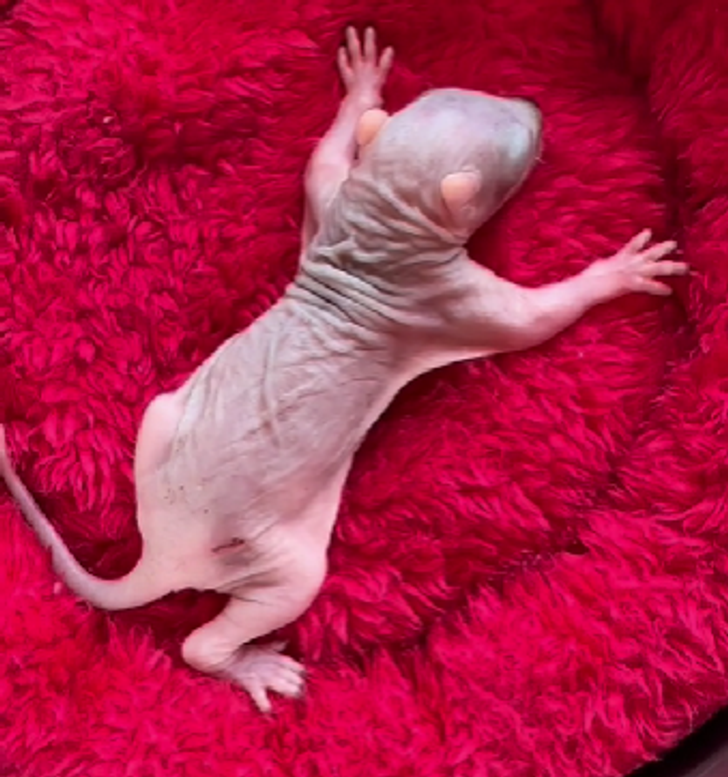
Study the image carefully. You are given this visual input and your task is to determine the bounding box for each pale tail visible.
[0,426,169,611]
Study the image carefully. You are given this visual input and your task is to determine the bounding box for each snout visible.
[510,98,542,136]
[506,98,543,163]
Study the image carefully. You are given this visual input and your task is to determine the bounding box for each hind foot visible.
[228,642,306,713]
[181,574,324,713]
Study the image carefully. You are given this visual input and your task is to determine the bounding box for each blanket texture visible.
[2,0,728,774]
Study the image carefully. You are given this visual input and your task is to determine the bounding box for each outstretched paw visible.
[338,26,394,109]
[589,229,688,298]
[229,642,306,714]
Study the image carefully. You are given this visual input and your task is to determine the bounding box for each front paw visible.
[587,229,688,298]
[338,26,394,109]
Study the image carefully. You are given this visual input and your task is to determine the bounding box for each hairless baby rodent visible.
[0,27,688,712]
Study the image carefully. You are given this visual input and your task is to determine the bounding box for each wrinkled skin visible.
[0,27,688,713]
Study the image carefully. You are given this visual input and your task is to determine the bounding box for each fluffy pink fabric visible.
[1,0,727,774]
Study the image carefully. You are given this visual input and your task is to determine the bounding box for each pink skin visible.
[301,27,394,248]
[0,27,688,715]
[304,29,684,358]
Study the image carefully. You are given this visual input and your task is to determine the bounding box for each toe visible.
[625,229,652,253]
[269,671,306,699]
[644,241,678,261]
[247,680,272,714]
[659,260,689,275]
[276,656,306,674]
[640,278,672,296]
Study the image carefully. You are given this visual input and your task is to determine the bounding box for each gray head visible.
[338,87,542,248]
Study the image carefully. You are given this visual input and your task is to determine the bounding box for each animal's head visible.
[345,88,542,245]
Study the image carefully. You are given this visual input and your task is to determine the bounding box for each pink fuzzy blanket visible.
[1,0,727,774]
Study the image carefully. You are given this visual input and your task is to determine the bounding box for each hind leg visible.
[182,558,326,712]
[201,635,305,714]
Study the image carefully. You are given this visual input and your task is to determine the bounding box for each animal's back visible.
[148,295,401,546]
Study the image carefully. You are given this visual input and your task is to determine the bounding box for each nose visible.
[511,98,542,132]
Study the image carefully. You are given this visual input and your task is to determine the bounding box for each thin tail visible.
[0,425,169,611]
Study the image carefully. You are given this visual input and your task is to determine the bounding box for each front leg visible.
[301,27,394,248]
[441,230,687,355]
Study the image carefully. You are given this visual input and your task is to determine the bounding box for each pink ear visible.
[440,171,482,216]
[356,109,390,147]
